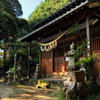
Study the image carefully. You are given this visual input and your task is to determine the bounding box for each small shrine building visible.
[19,0,100,79]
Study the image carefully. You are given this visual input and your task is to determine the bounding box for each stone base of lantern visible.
[7,77,13,85]
[63,71,87,99]
[17,75,21,82]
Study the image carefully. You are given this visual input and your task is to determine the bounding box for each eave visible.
[18,0,90,42]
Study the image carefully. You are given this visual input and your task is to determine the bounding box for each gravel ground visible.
[0,79,56,100]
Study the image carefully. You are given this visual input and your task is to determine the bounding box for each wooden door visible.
[41,58,52,75]
[54,56,65,72]
[41,51,52,75]
[54,47,65,72]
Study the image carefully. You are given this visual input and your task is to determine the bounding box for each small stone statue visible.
[6,68,14,85]
[34,64,42,79]
[35,64,39,73]
[17,56,23,82]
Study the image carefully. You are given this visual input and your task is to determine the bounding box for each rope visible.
[37,10,87,46]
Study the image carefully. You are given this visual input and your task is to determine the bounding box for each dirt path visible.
[0,79,56,100]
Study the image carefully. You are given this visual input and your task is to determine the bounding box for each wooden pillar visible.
[86,16,93,81]
[86,16,91,55]
[76,33,79,51]
[51,49,54,73]
[39,50,42,72]
[39,37,43,73]
[28,41,31,78]
[14,54,17,82]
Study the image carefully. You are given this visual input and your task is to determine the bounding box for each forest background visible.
[0,0,72,76]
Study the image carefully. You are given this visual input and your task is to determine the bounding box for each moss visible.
[36,80,49,89]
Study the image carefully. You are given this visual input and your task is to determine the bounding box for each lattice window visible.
[92,37,100,51]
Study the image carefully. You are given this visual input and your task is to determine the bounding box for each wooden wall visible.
[40,35,75,75]
[78,21,100,78]
[40,21,100,77]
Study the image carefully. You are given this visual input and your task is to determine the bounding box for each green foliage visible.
[77,83,100,100]
[0,59,3,67]
[75,39,100,81]
[5,41,39,75]
[28,0,72,31]
[5,42,28,70]
[0,0,23,42]
[75,52,99,66]
[51,86,66,100]
[0,0,29,70]
[69,22,80,35]
[36,80,49,89]
[0,50,3,67]
[9,67,14,72]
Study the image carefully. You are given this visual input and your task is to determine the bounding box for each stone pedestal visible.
[63,71,87,99]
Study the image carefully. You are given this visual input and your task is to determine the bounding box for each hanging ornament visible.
[40,46,43,51]
[51,41,55,49]
[49,43,52,49]
[45,45,47,51]
[55,40,57,47]
[46,46,50,52]
[42,46,45,52]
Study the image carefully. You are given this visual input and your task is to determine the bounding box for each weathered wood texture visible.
[39,16,100,77]
[26,8,96,42]
[54,57,65,72]
[41,58,52,75]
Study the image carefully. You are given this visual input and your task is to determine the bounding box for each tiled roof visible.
[32,0,88,30]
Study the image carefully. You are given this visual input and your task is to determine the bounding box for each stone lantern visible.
[17,56,23,82]
[6,68,14,85]
[64,42,78,71]
[63,42,87,99]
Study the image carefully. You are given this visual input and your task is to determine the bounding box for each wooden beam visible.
[39,19,95,44]
[93,13,100,18]
[46,9,95,35]
[30,19,95,46]
[89,2,100,8]
[25,8,96,42]
[79,19,95,30]
[28,41,31,78]
[39,31,63,43]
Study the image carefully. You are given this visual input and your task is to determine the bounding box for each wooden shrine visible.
[19,0,100,79]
